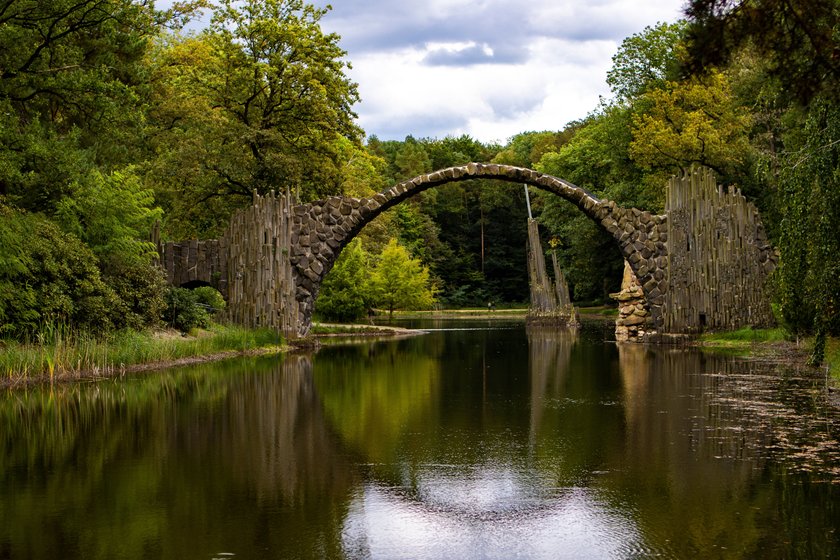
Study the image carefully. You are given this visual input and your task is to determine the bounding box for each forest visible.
[0,0,838,362]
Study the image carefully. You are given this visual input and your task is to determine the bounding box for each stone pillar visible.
[610,260,655,342]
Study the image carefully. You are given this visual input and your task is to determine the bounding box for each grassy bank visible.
[827,338,840,382]
[1,324,285,386]
[699,326,789,346]
[700,327,840,382]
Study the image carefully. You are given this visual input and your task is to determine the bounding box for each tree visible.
[146,0,361,237]
[335,137,389,197]
[55,168,162,268]
[533,112,645,303]
[775,99,840,363]
[316,238,372,322]
[607,21,687,102]
[370,239,437,316]
[0,0,158,211]
[629,70,754,181]
[493,131,573,168]
[0,204,122,338]
[393,137,432,180]
[684,0,840,104]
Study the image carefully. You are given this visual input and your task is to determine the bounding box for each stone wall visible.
[158,192,299,337]
[157,239,227,296]
[157,164,776,341]
[663,167,776,333]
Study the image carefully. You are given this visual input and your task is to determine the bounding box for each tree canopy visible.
[0,0,837,364]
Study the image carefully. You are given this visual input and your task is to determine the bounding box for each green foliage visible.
[684,0,840,104]
[1,324,282,382]
[55,167,163,267]
[0,0,156,210]
[393,137,433,181]
[607,21,687,102]
[164,288,212,333]
[776,99,840,349]
[369,239,437,316]
[335,137,389,197]
[317,237,439,320]
[0,205,120,338]
[493,131,574,168]
[103,261,169,331]
[146,0,361,239]
[534,115,636,303]
[193,286,227,313]
[316,239,371,322]
[629,70,754,180]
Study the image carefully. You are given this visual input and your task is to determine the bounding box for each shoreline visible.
[1,316,834,390]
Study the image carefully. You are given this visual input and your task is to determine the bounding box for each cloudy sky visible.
[161,0,687,143]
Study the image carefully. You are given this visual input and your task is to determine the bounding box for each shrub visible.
[104,262,169,330]
[164,287,210,332]
[0,204,120,338]
[193,286,226,314]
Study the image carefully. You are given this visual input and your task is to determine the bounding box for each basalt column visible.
[223,191,299,337]
[663,167,776,333]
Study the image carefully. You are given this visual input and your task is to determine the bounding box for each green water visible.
[1,319,838,559]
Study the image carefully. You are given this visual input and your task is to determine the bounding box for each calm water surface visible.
[1,319,838,559]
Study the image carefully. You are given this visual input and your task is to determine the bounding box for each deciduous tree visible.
[147,0,361,237]
[316,238,372,322]
[629,70,753,181]
[370,239,437,316]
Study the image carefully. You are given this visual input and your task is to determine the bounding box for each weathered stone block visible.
[624,314,646,326]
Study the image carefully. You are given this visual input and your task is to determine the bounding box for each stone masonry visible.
[288,163,668,336]
[158,163,772,340]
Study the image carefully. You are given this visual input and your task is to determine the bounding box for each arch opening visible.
[292,163,668,337]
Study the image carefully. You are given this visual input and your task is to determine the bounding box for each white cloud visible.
[316,0,686,143]
[155,0,688,143]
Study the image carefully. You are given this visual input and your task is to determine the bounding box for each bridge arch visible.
[291,163,668,335]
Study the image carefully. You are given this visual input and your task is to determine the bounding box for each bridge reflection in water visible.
[0,322,837,559]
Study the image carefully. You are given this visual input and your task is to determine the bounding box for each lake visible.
[1,319,838,559]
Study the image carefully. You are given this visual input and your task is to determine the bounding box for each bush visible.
[163,286,225,332]
[0,204,121,338]
[104,262,169,330]
[164,287,210,332]
[193,286,226,314]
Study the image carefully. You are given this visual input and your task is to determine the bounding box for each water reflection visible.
[0,357,356,559]
[0,323,838,559]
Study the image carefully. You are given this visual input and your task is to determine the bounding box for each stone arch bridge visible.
[158,163,777,341]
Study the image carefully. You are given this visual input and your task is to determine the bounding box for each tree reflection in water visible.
[0,323,838,559]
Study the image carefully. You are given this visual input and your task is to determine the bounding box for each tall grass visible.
[0,324,284,384]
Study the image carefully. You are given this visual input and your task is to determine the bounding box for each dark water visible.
[1,319,839,559]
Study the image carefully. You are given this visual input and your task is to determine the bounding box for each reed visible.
[0,324,284,383]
